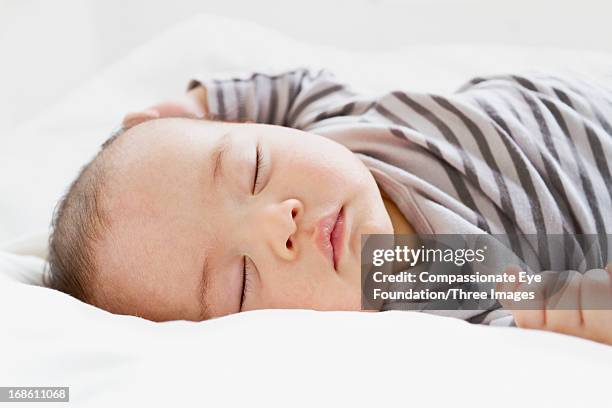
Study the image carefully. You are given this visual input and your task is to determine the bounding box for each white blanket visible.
[1,14,611,407]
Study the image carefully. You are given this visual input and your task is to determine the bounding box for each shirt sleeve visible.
[187,67,362,129]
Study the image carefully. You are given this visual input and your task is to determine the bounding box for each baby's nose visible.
[263,198,302,261]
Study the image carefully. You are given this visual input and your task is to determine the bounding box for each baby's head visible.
[45,118,392,321]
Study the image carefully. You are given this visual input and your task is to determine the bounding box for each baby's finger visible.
[122,109,160,128]
[542,270,583,336]
[496,265,521,307]
[580,267,612,309]
[496,266,526,322]
[146,99,204,119]
[581,267,612,344]
[501,267,547,329]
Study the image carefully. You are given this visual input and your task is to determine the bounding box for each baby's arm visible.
[123,67,366,130]
[186,67,358,128]
[501,264,612,345]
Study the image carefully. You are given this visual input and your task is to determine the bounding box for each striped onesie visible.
[188,68,612,325]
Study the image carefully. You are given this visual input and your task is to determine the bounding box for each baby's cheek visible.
[253,272,334,310]
[254,287,314,310]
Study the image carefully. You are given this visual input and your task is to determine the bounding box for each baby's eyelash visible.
[240,256,252,309]
[252,144,264,194]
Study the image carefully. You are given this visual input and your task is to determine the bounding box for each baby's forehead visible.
[102,119,226,188]
[114,119,223,160]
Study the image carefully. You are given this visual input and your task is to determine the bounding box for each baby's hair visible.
[43,126,126,303]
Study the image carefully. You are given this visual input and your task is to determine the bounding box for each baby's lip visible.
[315,207,342,272]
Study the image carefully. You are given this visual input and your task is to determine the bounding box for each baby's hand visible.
[122,85,209,129]
[498,264,612,345]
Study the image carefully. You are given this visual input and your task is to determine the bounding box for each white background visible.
[1,0,611,133]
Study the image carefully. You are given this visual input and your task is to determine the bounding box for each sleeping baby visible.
[43,68,612,345]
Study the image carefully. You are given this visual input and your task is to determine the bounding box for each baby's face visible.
[95,118,392,321]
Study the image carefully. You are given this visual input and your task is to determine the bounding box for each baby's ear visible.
[122,109,160,128]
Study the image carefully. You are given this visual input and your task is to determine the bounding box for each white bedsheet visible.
[1,14,611,407]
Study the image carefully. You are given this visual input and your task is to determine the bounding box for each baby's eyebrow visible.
[211,132,232,188]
